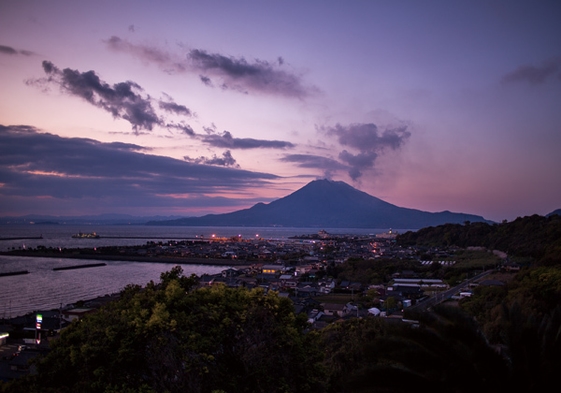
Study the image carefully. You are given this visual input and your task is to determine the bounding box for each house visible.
[501,262,520,272]
[295,284,319,298]
[348,282,363,292]
[261,265,282,274]
[318,278,336,294]
[61,308,95,323]
[321,303,348,317]
[199,274,218,286]
[236,276,258,288]
[258,249,272,259]
[307,309,324,324]
[386,285,423,299]
[280,275,299,288]
[221,268,240,278]
[390,278,448,290]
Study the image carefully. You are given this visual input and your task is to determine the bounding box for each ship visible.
[71,231,100,239]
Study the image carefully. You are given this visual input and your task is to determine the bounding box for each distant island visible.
[147,179,491,229]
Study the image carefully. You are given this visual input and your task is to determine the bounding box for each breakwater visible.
[0,255,227,319]
[0,250,250,266]
[98,236,200,240]
[0,236,43,241]
[53,263,107,271]
[0,270,29,277]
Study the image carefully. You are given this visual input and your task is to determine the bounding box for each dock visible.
[0,270,30,277]
[53,263,107,271]
[0,236,43,241]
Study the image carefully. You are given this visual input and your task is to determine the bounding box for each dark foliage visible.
[320,306,510,393]
[397,214,561,266]
[2,268,325,393]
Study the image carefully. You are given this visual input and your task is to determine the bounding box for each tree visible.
[384,296,397,313]
[5,267,325,393]
[320,306,510,393]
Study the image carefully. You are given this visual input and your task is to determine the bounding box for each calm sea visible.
[0,224,390,318]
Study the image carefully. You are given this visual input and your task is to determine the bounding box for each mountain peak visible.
[148,180,491,228]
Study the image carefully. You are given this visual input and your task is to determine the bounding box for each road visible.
[408,270,493,313]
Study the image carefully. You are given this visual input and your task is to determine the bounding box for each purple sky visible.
[1,1,560,222]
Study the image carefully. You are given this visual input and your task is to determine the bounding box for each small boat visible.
[71,232,100,239]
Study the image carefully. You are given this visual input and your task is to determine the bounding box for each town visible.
[0,229,515,380]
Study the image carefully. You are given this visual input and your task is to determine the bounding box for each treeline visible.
[397,214,561,266]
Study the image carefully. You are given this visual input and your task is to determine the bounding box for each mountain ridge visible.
[147,179,492,229]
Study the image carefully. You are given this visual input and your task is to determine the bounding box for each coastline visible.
[0,250,251,267]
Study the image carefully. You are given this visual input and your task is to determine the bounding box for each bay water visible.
[0,224,388,318]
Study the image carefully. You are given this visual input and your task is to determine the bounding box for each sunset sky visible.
[1,0,560,223]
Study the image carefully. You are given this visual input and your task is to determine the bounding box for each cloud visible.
[188,49,312,98]
[30,60,160,131]
[0,44,34,56]
[0,45,17,55]
[321,123,411,180]
[166,122,195,136]
[199,75,213,86]
[338,150,378,180]
[105,36,315,98]
[280,153,347,179]
[27,61,193,133]
[184,150,239,167]
[0,125,277,213]
[158,96,192,117]
[201,131,295,149]
[501,58,561,85]
[105,36,186,73]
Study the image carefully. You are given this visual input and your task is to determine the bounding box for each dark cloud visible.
[0,45,17,55]
[27,61,194,133]
[0,125,277,212]
[325,123,409,151]
[166,122,195,136]
[203,124,217,134]
[501,58,561,85]
[321,123,410,180]
[159,99,192,117]
[0,44,34,56]
[199,75,213,86]
[280,154,346,169]
[280,154,347,179]
[202,131,295,149]
[30,60,160,131]
[187,49,311,97]
[338,150,378,180]
[184,150,239,167]
[105,36,315,98]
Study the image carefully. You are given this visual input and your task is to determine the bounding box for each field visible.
[312,293,356,304]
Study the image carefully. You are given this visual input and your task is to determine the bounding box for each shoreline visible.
[0,250,252,267]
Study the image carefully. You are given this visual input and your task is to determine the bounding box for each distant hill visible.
[147,179,491,229]
[546,209,561,217]
[0,214,184,226]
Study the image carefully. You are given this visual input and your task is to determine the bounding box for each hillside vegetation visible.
[397,214,561,266]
